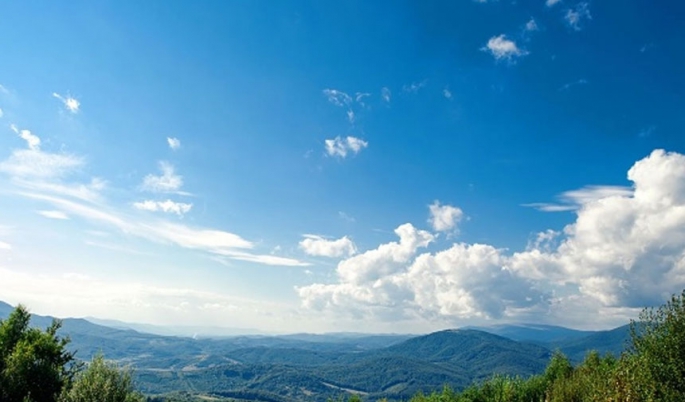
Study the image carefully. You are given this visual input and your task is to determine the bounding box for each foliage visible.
[60,353,145,402]
[0,305,78,402]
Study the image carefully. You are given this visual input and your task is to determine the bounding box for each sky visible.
[1,0,685,334]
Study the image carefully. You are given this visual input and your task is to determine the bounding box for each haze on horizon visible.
[1,0,684,334]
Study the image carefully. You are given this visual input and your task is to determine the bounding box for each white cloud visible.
[0,125,83,179]
[402,80,426,93]
[21,192,306,266]
[443,88,453,99]
[482,35,528,61]
[133,199,193,216]
[565,2,591,31]
[167,137,181,150]
[216,251,310,267]
[355,92,371,106]
[523,185,633,212]
[141,161,184,193]
[0,149,83,179]
[10,125,40,151]
[299,235,357,258]
[0,108,3,118]
[37,210,69,220]
[299,150,685,326]
[338,211,356,223]
[52,92,80,114]
[324,136,368,158]
[322,89,352,107]
[297,223,546,321]
[428,201,464,232]
[0,241,11,251]
[560,79,588,91]
[525,18,539,32]
[381,87,391,103]
[0,84,8,94]
[347,110,355,123]
[546,0,562,7]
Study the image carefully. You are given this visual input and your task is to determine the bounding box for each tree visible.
[60,353,144,402]
[0,305,78,402]
[624,289,685,401]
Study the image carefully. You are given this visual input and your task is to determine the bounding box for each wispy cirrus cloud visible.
[523,185,633,212]
[52,92,80,114]
[322,89,352,107]
[482,35,528,61]
[546,0,562,7]
[402,80,427,94]
[21,191,307,266]
[0,125,83,179]
[565,2,591,31]
[381,87,391,103]
[37,210,70,220]
[560,79,588,91]
[324,136,368,158]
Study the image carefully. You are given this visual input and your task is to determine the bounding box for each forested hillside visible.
[0,299,632,401]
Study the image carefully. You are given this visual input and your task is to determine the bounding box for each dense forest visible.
[1,289,684,402]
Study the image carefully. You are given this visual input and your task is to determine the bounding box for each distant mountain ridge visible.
[0,300,631,401]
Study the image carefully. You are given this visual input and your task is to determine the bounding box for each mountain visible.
[465,323,595,343]
[85,317,265,338]
[0,301,631,401]
[552,324,631,362]
[0,300,13,317]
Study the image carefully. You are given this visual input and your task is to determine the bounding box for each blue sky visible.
[1,0,685,333]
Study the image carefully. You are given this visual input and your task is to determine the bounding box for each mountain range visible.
[0,301,631,401]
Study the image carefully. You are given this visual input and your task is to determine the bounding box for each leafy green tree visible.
[60,353,144,402]
[0,305,78,402]
[623,289,685,401]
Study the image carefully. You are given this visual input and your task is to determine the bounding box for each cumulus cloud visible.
[322,89,352,107]
[299,150,685,326]
[428,201,464,233]
[37,210,70,220]
[482,35,528,61]
[565,2,591,31]
[141,161,184,193]
[52,92,80,113]
[443,88,453,99]
[525,18,539,32]
[167,137,181,150]
[133,199,193,216]
[297,223,546,321]
[299,235,357,258]
[325,136,368,158]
